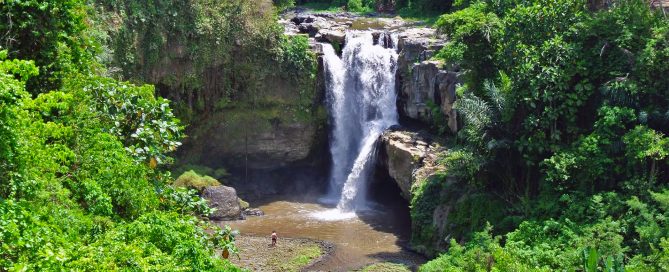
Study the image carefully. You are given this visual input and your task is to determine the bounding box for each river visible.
[224,196,425,271]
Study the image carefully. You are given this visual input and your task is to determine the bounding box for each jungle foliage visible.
[0,0,242,270]
[95,0,318,126]
[418,0,669,270]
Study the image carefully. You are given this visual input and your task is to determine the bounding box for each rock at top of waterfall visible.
[282,10,411,42]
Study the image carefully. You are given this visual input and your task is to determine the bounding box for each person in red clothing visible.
[271,230,278,247]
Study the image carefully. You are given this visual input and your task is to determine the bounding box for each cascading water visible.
[316,31,399,219]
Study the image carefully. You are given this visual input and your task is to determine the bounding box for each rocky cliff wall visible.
[396,28,459,133]
[97,1,331,197]
[379,129,443,201]
[379,129,457,255]
[285,12,461,133]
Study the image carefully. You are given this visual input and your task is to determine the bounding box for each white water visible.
[315,31,399,220]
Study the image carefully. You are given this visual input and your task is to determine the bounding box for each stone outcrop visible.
[281,11,407,47]
[380,128,461,255]
[380,129,444,201]
[396,29,459,133]
[203,185,243,220]
[190,113,323,170]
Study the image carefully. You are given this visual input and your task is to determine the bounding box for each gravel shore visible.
[228,235,334,272]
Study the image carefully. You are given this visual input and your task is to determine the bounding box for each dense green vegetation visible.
[4,0,668,270]
[95,0,318,127]
[0,0,286,270]
[415,0,669,270]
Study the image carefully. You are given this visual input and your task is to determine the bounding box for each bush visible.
[174,170,222,192]
[0,1,241,270]
[347,0,365,11]
[172,164,230,181]
[274,0,296,10]
[68,212,240,271]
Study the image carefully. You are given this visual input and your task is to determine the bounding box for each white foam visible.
[321,30,399,213]
[310,209,357,221]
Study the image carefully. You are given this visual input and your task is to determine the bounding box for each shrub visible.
[173,170,221,192]
[172,164,231,181]
[347,0,365,11]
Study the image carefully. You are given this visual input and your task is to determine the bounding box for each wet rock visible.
[243,208,265,217]
[203,185,243,220]
[296,16,332,37]
[321,29,346,45]
[291,14,316,24]
[310,42,324,55]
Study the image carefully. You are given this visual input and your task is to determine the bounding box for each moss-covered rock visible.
[173,170,221,192]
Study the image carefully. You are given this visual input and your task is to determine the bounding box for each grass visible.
[173,170,221,192]
[269,244,322,272]
[361,262,412,272]
[294,3,442,26]
[299,2,345,12]
[396,7,442,26]
[296,2,374,14]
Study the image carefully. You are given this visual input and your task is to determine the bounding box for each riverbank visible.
[228,235,334,271]
[222,199,426,271]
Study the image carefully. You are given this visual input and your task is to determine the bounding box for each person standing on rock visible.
[271,230,278,247]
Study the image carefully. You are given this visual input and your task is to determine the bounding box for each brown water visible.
[223,198,425,271]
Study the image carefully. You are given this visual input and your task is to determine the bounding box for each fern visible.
[456,92,492,131]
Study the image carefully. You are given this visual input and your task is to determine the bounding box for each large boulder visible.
[319,29,346,45]
[202,186,243,220]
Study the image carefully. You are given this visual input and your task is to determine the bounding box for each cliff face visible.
[379,129,455,255]
[97,1,330,197]
[380,130,443,201]
[184,106,326,171]
[396,28,459,133]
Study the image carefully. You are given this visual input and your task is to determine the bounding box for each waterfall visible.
[320,31,399,216]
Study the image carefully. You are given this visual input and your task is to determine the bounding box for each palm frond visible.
[456,93,492,130]
[484,80,505,114]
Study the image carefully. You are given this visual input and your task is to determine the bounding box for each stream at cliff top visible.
[224,197,426,271]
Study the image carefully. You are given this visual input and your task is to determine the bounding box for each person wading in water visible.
[271,230,278,247]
